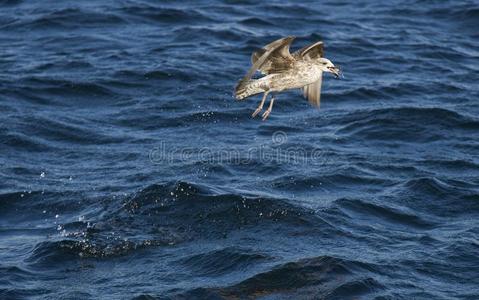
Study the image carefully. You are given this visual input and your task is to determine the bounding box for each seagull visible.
[235,36,340,120]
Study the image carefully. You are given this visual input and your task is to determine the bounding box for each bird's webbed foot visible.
[261,95,275,121]
[252,91,269,118]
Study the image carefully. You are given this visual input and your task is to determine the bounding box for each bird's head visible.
[317,58,340,78]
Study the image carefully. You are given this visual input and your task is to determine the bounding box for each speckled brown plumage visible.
[235,36,340,120]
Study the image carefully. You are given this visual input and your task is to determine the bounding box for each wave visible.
[0,0,22,7]
[119,5,214,25]
[333,80,467,102]
[1,8,125,31]
[2,131,54,152]
[176,247,272,277]
[271,171,393,192]
[0,190,91,226]
[177,255,384,299]
[238,17,274,26]
[112,107,256,130]
[2,76,123,107]
[26,239,166,267]
[171,26,245,43]
[333,198,436,229]
[1,115,125,146]
[22,181,324,264]
[398,177,479,217]
[0,265,34,283]
[21,77,115,98]
[334,107,479,142]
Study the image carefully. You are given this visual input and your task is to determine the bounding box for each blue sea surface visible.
[1,0,478,299]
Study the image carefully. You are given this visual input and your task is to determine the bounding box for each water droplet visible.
[40,172,45,178]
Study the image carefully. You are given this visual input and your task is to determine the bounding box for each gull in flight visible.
[235,36,340,120]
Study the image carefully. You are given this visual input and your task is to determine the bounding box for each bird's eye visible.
[322,62,327,65]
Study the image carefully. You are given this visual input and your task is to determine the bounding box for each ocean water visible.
[1,0,478,299]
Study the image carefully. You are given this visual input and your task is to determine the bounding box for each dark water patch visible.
[355,162,423,180]
[0,18,17,32]
[118,181,321,234]
[414,45,473,61]
[156,109,252,128]
[33,60,94,73]
[266,3,316,15]
[171,26,245,43]
[389,177,479,218]
[238,17,274,27]
[0,87,53,106]
[144,69,195,82]
[33,34,121,50]
[0,266,34,285]
[119,6,214,25]
[33,181,328,263]
[2,131,54,152]
[116,108,250,130]
[256,124,305,136]
[223,0,257,5]
[271,172,392,192]
[177,247,272,277]
[436,239,479,274]
[0,0,22,7]
[400,256,478,289]
[380,4,479,35]
[26,240,80,268]
[334,82,441,101]
[3,79,123,107]
[334,198,436,230]
[14,115,127,145]
[429,5,479,24]
[0,190,92,226]
[0,288,50,299]
[20,77,115,98]
[106,67,200,93]
[326,277,385,300]
[1,8,125,31]
[106,70,153,88]
[335,107,479,142]
[403,177,464,198]
[179,256,383,299]
[25,238,168,267]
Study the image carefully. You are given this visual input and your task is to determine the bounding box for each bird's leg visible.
[262,95,275,121]
[252,91,269,118]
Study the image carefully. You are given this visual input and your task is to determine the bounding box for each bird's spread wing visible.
[236,36,295,94]
[302,72,322,108]
[293,41,324,60]
[250,36,296,75]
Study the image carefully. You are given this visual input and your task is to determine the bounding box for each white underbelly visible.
[266,70,321,92]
